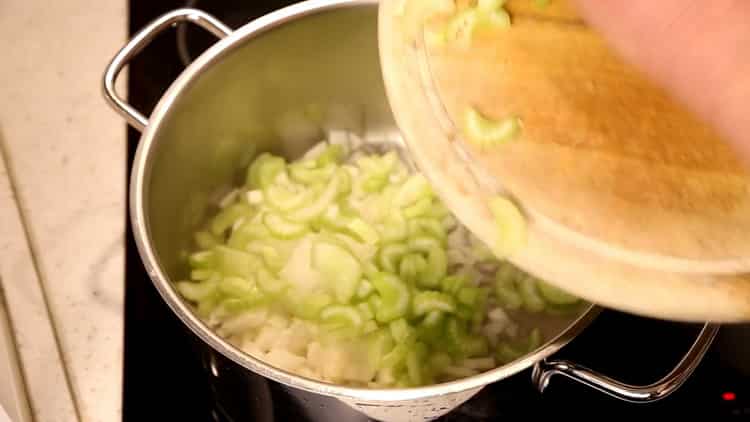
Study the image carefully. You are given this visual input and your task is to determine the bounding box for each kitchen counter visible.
[0,0,127,421]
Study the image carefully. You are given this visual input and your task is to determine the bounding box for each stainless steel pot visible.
[103,2,720,420]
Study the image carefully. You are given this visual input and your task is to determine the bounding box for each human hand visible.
[571,0,750,162]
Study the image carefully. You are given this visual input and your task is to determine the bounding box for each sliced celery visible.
[378,243,408,274]
[210,202,252,235]
[406,342,428,386]
[519,276,545,313]
[495,265,524,310]
[371,272,411,323]
[358,302,375,321]
[316,144,345,166]
[264,184,315,212]
[445,8,480,48]
[194,230,220,250]
[368,294,383,315]
[471,288,490,330]
[399,253,426,285]
[320,305,364,330]
[413,291,456,316]
[246,242,283,271]
[366,329,394,369]
[362,175,389,193]
[441,275,468,295]
[479,8,511,31]
[196,295,222,318]
[462,336,490,358]
[220,294,267,314]
[403,197,433,219]
[394,174,431,207]
[356,279,374,299]
[419,246,447,288]
[408,218,446,241]
[457,286,480,307]
[178,137,562,387]
[218,276,257,297]
[488,196,527,258]
[389,318,414,343]
[536,279,580,305]
[290,292,332,320]
[445,317,468,358]
[176,280,217,302]
[463,108,521,149]
[227,219,272,249]
[496,342,524,364]
[477,0,505,12]
[496,328,544,364]
[527,328,542,351]
[289,162,337,185]
[214,245,263,279]
[286,170,346,222]
[408,235,443,253]
[263,212,308,239]
[188,250,216,269]
[381,343,409,369]
[345,218,380,245]
[418,310,445,347]
[246,153,286,189]
[362,320,379,334]
[379,211,408,242]
[190,269,216,281]
[455,304,474,321]
[429,352,452,375]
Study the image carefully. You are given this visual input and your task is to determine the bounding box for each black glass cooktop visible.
[122,1,750,420]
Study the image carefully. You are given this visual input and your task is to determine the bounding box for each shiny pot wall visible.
[103,1,717,421]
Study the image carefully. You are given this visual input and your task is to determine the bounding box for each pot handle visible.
[531,322,719,403]
[102,8,232,131]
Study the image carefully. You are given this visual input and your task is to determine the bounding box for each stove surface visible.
[123,1,750,420]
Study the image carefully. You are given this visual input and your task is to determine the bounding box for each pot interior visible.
[144,5,392,279]
[136,0,593,399]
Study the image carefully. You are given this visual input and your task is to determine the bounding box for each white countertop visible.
[0,0,127,421]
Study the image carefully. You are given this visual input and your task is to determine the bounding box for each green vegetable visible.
[176,280,217,302]
[210,202,252,235]
[290,292,332,320]
[194,231,220,250]
[519,276,545,313]
[246,153,286,188]
[496,328,544,364]
[371,272,411,323]
[286,170,347,222]
[398,253,426,285]
[264,212,308,239]
[463,107,521,149]
[441,275,467,295]
[176,136,566,388]
[214,245,263,279]
[413,291,456,316]
[320,305,364,330]
[488,196,527,258]
[378,243,408,274]
[536,280,580,305]
[218,276,257,297]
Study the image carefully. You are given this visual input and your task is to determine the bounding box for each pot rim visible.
[129,0,600,401]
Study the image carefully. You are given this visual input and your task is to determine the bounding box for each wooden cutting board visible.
[378,0,750,321]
